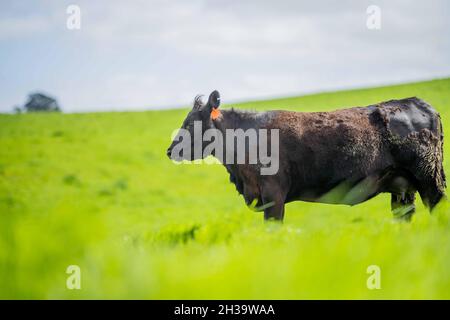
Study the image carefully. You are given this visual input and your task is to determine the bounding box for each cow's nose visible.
[166,148,172,158]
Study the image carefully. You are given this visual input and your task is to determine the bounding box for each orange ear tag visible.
[211,108,221,120]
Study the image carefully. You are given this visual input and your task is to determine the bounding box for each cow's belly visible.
[292,179,382,206]
[287,167,416,206]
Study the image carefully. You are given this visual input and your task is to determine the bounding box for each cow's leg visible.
[261,186,286,221]
[391,192,416,221]
[263,201,285,221]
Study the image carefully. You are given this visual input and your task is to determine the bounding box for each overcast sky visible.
[0,0,449,112]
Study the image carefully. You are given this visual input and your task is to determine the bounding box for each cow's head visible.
[166,90,221,160]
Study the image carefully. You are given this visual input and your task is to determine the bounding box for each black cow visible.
[167,91,446,221]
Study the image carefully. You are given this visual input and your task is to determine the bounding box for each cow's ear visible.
[207,90,220,110]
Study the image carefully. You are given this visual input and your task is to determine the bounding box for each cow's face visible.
[166,90,220,160]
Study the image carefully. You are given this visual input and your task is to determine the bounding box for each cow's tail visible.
[412,98,446,209]
[421,106,447,210]
[435,112,446,192]
[415,98,446,194]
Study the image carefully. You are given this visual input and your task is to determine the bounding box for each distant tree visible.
[13,105,22,114]
[23,93,61,112]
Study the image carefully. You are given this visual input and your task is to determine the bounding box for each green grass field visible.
[1,78,450,299]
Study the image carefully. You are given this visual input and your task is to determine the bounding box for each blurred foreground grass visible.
[1,78,450,299]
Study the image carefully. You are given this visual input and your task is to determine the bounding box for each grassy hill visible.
[1,78,450,299]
